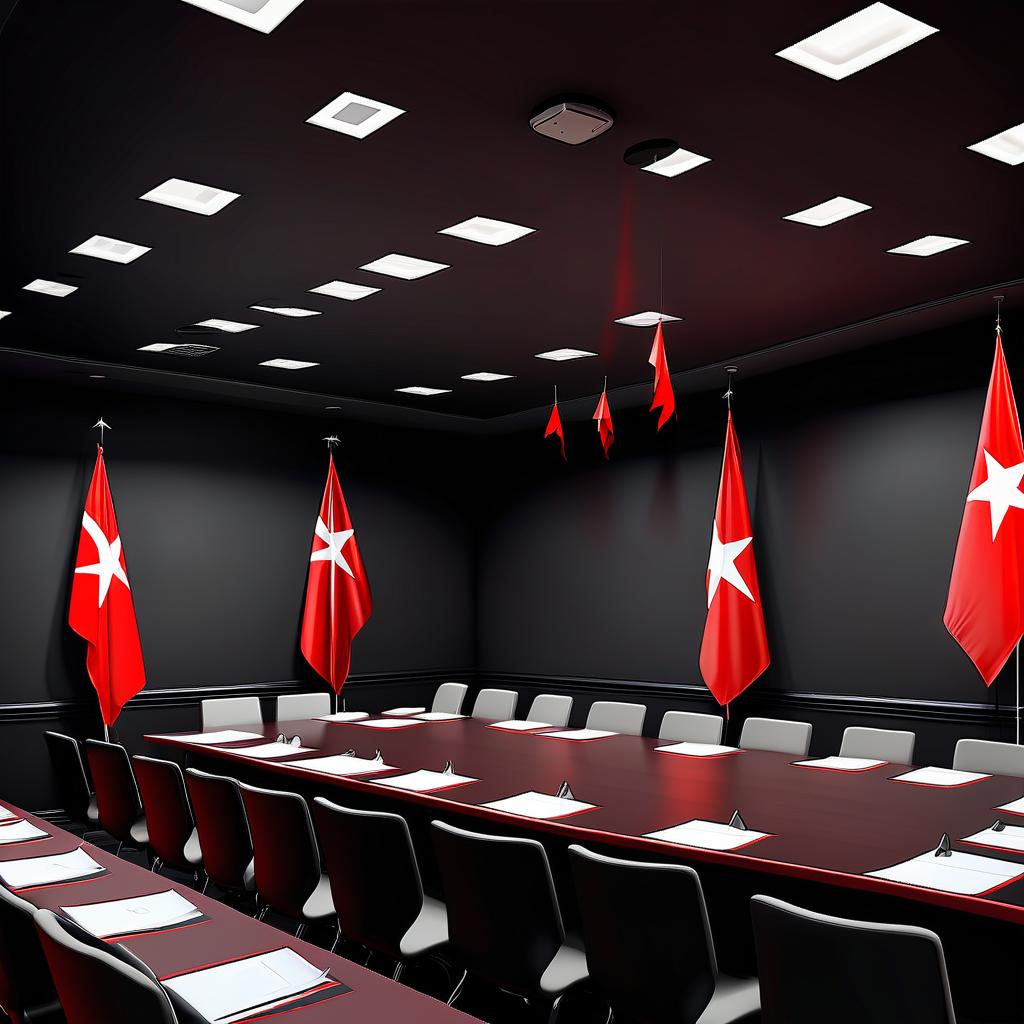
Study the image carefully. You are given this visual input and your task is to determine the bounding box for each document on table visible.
[996,795,1024,816]
[962,822,1024,854]
[280,754,395,777]
[645,819,771,851]
[0,806,16,821]
[0,847,105,889]
[163,947,342,1024]
[153,730,265,746]
[538,728,618,741]
[891,766,990,787]
[488,720,553,732]
[415,712,466,721]
[482,791,597,819]
[656,741,740,757]
[62,889,203,938]
[232,741,316,759]
[374,769,478,793]
[382,707,426,716]
[0,820,48,844]
[314,711,369,723]
[794,756,887,772]
[868,849,1024,895]
[354,718,426,729]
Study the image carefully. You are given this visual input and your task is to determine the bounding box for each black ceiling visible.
[1,0,1021,420]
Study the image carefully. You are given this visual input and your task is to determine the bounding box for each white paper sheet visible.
[0,847,104,889]
[314,711,369,723]
[280,754,395,777]
[891,766,990,787]
[354,718,426,729]
[996,794,1024,816]
[163,947,330,1024]
[0,820,48,844]
[382,707,426,716]
[482,791,596,819]
[868,849,1024,895]
[0,806,16,821]
[962,822,1024,854]
[488,720,553,732]
[232,741,316,759]
[374,769,478,793]
[538,729,618,741]
[415,712,466,721]
[62,889,202,938]
[655,741,740,757]
[155,730,265,746]
[645,819,770,851]
[794,756,887,772]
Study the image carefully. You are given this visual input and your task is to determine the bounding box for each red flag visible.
[300,454,372,695]
[544,398,566,461]
[68,447,146,726]
[593,385,614,459]
[648,321,676,430]
[944,331,1024,684]
[699,412,769,708]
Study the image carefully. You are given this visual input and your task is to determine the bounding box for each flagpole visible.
[91,416,112,743]
[1016,642,1020,746]
[323,434,341,716]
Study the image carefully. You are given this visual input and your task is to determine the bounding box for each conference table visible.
[0,798,479,1024]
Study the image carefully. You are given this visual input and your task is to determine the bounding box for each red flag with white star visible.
[68,447,146,726]
[300,454,372,695]
[944,330,1024,684]
[699,412,769,708]
[649,321,676,430]
[544,395,566,461]
[593,384,614,459]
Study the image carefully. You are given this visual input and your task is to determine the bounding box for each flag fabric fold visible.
[68,446,146,726]
[544,398,566,461]
[648,320,676,430]
[943,330,1024,685]
[594,385,614,459]
[300,454,373,695]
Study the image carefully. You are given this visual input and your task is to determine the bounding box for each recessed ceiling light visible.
[360,254,450,280]
[250,304,322,317]
[309,280,381,300]
[614,311,682,327]
[139,177,241,215]
[306,91,404,139]
[259,358,319,369]
[535,348,598,362]
[967,121,1024,167]
[24,279,77,297]
[783,196,872,226]
[776,3,937,80]
[88,374,106,379]
[886,235,970,257]
[324,405,342,410]
[439,216,536,246]
[138,343,179,352]
[641,147,710,178]
[395,386,452,396]
[0,310,10,320]
[177,0,306,33]
[461,372,515,382]
[69,235,150,264]
[194,318,259,332]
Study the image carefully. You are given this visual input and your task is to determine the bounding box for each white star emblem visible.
[74,512,130,607]
[311,517,356,578]
[966,449,1024,541]
[706,520,754,607]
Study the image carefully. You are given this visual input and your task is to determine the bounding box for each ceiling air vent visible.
[140,342,220,357]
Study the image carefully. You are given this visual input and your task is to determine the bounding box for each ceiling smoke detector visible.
[530,96,613,145]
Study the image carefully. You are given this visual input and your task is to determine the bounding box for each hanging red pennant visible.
[544,396,566,461]
[593,384,614,459]
[649,320,676,430]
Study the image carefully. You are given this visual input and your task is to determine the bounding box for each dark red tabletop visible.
[149,717,1024,925]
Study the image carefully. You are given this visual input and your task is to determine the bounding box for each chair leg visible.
[295,923,307,940]
[115,841,123,859]
[201,875,210,895]
[151,857,163,875]
[447,969,468,1007]
[392,961,405,982]
[547,994,563,1024]
[605,1010,614,1024]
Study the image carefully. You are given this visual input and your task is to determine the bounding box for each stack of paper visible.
[314,711,369,723]
[488,720,552,732]
[232,741,316,759]
[354,718,426,729]
[891,767,990,787]
[645,819,771,851]
[280,754,395,777]
[656,742,740,758]
[415,712,466,722]
[483,791,597,819]
[374,769,478,793]
[539,728,617,741]
[0,820,48,845]
[154,730,265,746]
[63,890,202,938]
[868,849,1024,894]
[382,707,426,716]
[794,756,886,772]
[0,848,105,889]
[996,795,1024,816]
[962,822,1024,854]
[0,806,17,821]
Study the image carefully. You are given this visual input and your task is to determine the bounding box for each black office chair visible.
[751,895,957,1024]
[132,756,203,880]
[312,798,447,977]
[0,884,63,1024]
[184,768,254,897]
[43,732,99,837]
[569,845,759,1024]
[83,740,148,857]
[431,820,588,1022]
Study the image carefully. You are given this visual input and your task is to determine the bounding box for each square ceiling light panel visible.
[360,254,449,280]
[535,348,597,361]
[178,0,306,33]
[24,279,77,297]
[0,310,10,320]
[461,372,515,382]
[193,319,259,332]
[783,196,872,226]
[259,358,319,369]
[886,235,969,257]
[396,386,451,396]
[309,280,381,300]
[307,92,405,139]
[250,304,322,317]
[642,147,710,178]
[140,178,241,215]
[614,311,682,327]
[776,4,937,80]
[968,121,1024,166]
[439,217,536,246]
[138,343,179,352]
[69,235,150,264]
[138,343,220,357]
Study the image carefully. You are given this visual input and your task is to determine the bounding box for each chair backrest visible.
[34,909,178,1024]
[750,895,955,1024]
[239,782,321,919]
[277,692,331,720]
[840,727,915,764]
[432,820,564,998]
[569,845,719,1024]
[185,769,253,892]
[432,682,469,714]
[132,756,195,870]
[84,739,142,844]
[953,738,1024,778]
[526,694,573,728]
[0,883,58,1022]
[313,799,424,958]
[659,711,724,745]
[471,688,518,720]
[739,717,812,756]
[200,696,263,730]
[586,701,647,736]
[44,731,94,825]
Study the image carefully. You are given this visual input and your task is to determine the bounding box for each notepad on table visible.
[354,718,426,729]
[0,806,16,821]
[996,795,1024,816]
[488,720,553,732]
[63,889,203,938]
[415,712,466,721]
[382,707,426,716]
[482,791,597,819]
[0,847,105,890]
[0,820,48,844]
[374,769,478,793]
[280,754,395,777]
[156,730,265,746]
[962,822,1024,854]
[645,819,771,851]
[868,849,1024,895]
[539,729,617,741]
[794,756,887,772]
[314,711,369,723]
[891,766,990,787]
[656,742,740,757]
[232,741,316,759]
